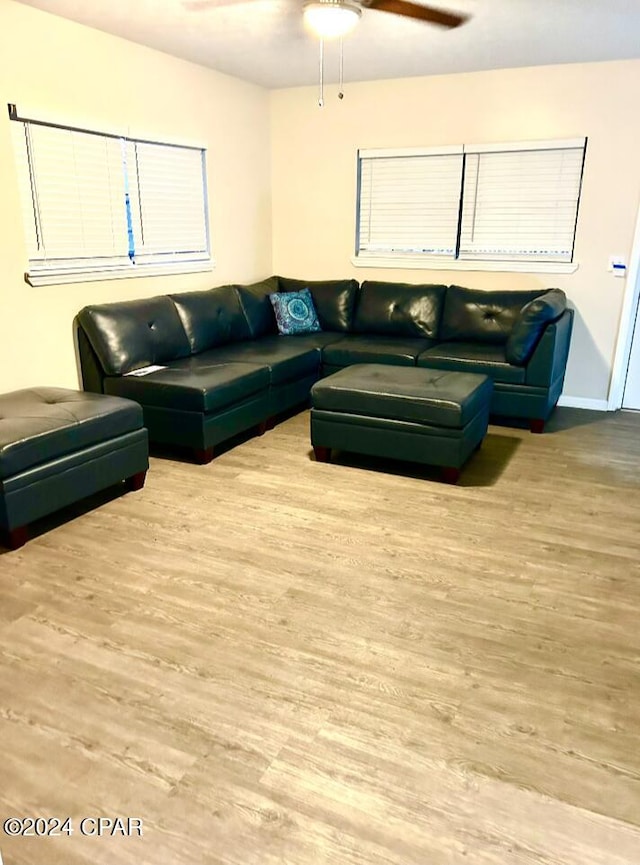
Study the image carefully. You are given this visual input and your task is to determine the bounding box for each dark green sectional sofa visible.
[75,275,573,461]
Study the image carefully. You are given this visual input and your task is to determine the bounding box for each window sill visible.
[350,255,578,275]
[25,259,216,287]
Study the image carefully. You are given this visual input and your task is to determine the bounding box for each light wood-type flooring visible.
[1,407,639,865]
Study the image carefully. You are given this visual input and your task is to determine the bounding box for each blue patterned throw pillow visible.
[269,288,322,335]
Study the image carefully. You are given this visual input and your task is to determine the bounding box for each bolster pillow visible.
[505,289,567,365]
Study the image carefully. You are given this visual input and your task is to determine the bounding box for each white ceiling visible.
[14,0,640,89]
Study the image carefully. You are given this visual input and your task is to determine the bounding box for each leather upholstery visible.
[311,364,492,429]
[278,277,359,332]
[235,277,279,338]
[323,334,435,367]
[77,296,191,375]
[0,388,143,480]
[1,428,148,533]
[276,332,344,350]
[417,342,526,384]
[104,359,270,413]
[506,289,567,365]
[440,285,543,344]
[171,285,250,354]
[525,310,573,388]
[311,408,490,470]
[354,281,447,339]
[200,336,321,385]
[74,278,574,444]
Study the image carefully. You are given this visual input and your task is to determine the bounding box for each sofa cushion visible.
[77,296,191,376]
[276,332,344,350]
[440,285,544,344]
[170,285,250,354]
[322,335,435,368]
[270,288,321,335]
[417,342,526,385]
[104,359,270,413]
[311,364,492,429]
[235,277,279,338]
[201,336,321,385]
[278,277,359,332]
[505,289,567,365]
[0,388,143,480]
[354,281,447,339]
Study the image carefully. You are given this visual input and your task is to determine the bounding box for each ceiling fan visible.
[184,0,468,37]
[184,0,468,105]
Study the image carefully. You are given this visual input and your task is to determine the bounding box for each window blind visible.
[10,107,211,283]
[12,122,131,272]
[125,140,209,265]
[357,150,463,256]
[355,139,586,266]
[459,144,585,262]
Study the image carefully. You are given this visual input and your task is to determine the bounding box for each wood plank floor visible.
[1,407,639,865]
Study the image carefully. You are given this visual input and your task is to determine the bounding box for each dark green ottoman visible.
[0,388,149,550]
[310,364,492,483]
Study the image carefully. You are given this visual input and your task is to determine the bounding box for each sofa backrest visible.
[439,285,544,344]
[170,285,251,354]
[234,277,279,338]
[278,277,359,332]
[76,295,192,376]
[353,281,447,339]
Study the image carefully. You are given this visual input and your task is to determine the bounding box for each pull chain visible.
[338,37,344,100]
[318,39,324,108]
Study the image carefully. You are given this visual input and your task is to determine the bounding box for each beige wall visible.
[271,61,640,404]
[0,0,272,391]
[1,1,638,407]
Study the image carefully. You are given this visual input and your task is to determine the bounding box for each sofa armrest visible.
[525,308,574,388]
[75,320,108,394]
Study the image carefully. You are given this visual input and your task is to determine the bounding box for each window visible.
[9,105,211,285]
[355,138,587,273]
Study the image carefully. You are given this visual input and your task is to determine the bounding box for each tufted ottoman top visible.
[311,364,492,429]
[0,388,143,480]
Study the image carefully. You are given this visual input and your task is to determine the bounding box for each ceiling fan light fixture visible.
[303,0,362,39]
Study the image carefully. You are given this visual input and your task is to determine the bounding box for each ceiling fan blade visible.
[183,0,259,10]
[364,0,467,27]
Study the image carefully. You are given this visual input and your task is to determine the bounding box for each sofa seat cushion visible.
[417,342,526,384]
[198,336,321,385]
[311,364,492,429]
[323,335,435,368]
[104,359,270,413]
[277,332,344,350]
[0,388,143,480]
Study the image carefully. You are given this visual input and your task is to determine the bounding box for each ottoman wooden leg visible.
[125,470,147,492]
[442,466,461,484]
[313,445,331,463]
[530,418,545,434]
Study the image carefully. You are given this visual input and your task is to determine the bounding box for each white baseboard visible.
[557,395,609,411]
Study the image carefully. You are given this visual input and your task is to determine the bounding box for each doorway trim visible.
[608,197,640,410]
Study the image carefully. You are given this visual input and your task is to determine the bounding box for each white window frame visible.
[9,105,214,286]
[353,137,587,274]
